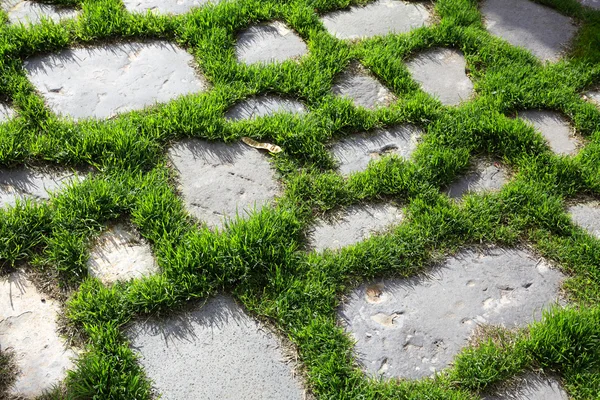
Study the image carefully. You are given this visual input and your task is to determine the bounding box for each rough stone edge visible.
[332,60,398,108]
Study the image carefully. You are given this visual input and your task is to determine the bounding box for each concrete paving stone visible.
[87,223,159,284]
[518,110,580,156]
[235,21,308,65]
[579,0,600,10]
[3,0,78,25]
[483,373,569,400]
[339,247,564,379]
[446,159,508,199]
[331,125,422,176]
[405,48,474,106]
[309,203,403,252]
[225,95,307,121]
[127,295,306,400]
[332,61,396,109]
[481,0,577,62]
[168,138,278,230]
[320,0,430,40]
[0,272,77,397]
[0,103,15,122]
[122,0,220,15]
[24,41,209,120]
[568,201,600,239]
[584,90,600,107]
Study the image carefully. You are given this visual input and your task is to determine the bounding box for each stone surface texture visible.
[481,0,577,62]
[122,0,216,15]
[320,0,430,40]
[3,0,78,25]
[331,125,422,175]
[0,103,15,122]
[446,160,508,198]
[584,90,600,107]
[518,110,580,155]
[339,248,564,379]
[579,0,600,10]
[406,48,473,106]
[225,95,307,120]
[235,21,308,65]
[0,272,76,397]
[309,203,403,252]
[332,61,396,109]
[168,139,278,230]
[87,223,159,284]
[483,373,569,400]
[24,41,209,120]
[127,295,305,400]
[568,201,600,238]
[0,167,81,207]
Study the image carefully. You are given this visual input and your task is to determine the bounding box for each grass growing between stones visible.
[0,348,16,397]
[0,0,600,398]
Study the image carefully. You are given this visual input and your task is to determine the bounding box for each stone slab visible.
[87,223,159,284]
[331,125,422,175]
[446,160,508,198]
[122,0,218,15]
[481,0,577,62]
[225,95,307,121]
[24,41,209,120]
[339,248,564,379]
[0,103,15,123]
[332,61,396,109]
[3,0,78,25]
[518,110,580,156]
[309,203,403,252]
[568,201,600,238]
[168,139,278,230]
[579,0,600,10]
[0,272,76,397]
[483,373,569,400]
[584,90,600,107]
[320,0,430,40]
[127,295,305,400]
[235,21,308,65]
[405,48,473,106]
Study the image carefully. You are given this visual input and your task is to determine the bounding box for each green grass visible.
[0,0,600,398]
[0,347,16,397]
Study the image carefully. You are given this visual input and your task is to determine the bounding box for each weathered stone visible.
[405,48,473,106]
[0,272,77,397]
[568,201,600,238]
[127,295,306,400]
[24,41,209,120]
[446,160,508,198]
[481,0,577,62]
[320,0,430,40]
[0,103,15,122]
[235,21,308,65]
[518,110,580,156]
[87,223,159,284]
[309,203,403,252]
[122,0,219,15]
[584,90,600,108]
[339,248,564,379]
[3,0,78,25]
[483,373,569,400]
[332,61,396,109]
[331,125,422,175]
[225,95,307,121]
[168,139,278,230]
[579,0,600,10]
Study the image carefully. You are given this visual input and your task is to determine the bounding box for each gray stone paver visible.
[122,0,219,15]
[332,61,396,109]
[127,295,305,400]
[568,201,600,238]
[584,90,600,107]
[483,373,569,400]
[320,0,430,40]
[225,95,307,121]
[24,41,209,120]
[0,103,15,122]
[339,248,564,379]
[3,0,78,25]
[518,110,580,156]
[579,0,600,10]
[405,48,473,106]
[235,21,308,65]
[331,125,422,176]
[168,139,278,230]
[481,0,577,62]
[446,160,508,198]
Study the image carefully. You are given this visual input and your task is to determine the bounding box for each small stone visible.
[483,373,569,400]
[518,110,580,155]
[235,21,308,65]
[122,0,219,15]
[579,0,600,10]
[225,95,307,121]
[446,160,508,198]
[332,61,396,109]
[0,103,15,123]
[3,0,78,25]
[568,202,600,238]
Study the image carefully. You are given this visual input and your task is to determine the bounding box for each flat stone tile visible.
[24,41,209,120]
[446,160,508,198]
[309,203,403,252]
[405,48,473,106]
[320,0,430,40]
[483,373,569,400]
[339,248,564,379]
[127,295,305,400]
[235,21,308,65]
[331,125,422,176]
[332,61,396,109]
[518,110,580,156]
[568,201,600,238]
[225,95,307,121]
[0,272,77,397]
[0,103,15,122]
[584,90,600,107]
[3,0,78,25]
[481,0,577,62]
[87,223,159,284]
[122,0,219,15]
[579,0,600,10]
[168,139,278,230]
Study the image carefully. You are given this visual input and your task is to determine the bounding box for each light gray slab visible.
[225,95,307,121]
[579,0,600,10]
[331,125,422,176]
[584,90,600,108]
[568,201,600,238]
[122,0,220,15]
[127,295,305,400]
[0,103,15,122]
[320,0,430,40]
[24,41,209,120]
[483,373,569,400]
[309,203,403,252]
[405,48,473,106]
[446,160,508,198]
[235,21,308,65]
[481,0,577,62]
[3,0,78,25]
[168,139,278,230]
[518,110,580,156]
[332,61,396,109]
[339,248,564,379]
